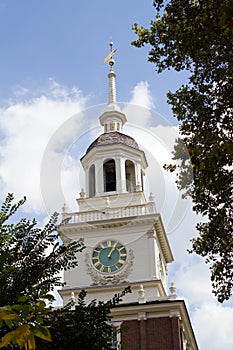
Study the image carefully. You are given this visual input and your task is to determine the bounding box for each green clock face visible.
[92,240,127,273]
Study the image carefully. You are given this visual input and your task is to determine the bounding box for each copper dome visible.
[86,131,139,154]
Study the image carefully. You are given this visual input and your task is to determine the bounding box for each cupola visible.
[78,43,148,209]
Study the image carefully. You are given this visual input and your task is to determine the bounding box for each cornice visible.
[81,142,148,169]
[58,213,158,235]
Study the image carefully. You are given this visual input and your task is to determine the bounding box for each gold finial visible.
[102,41,117,67]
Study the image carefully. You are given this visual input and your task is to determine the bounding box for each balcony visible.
[61,202,156,225]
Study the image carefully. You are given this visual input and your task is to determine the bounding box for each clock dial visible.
[92,240,127,273]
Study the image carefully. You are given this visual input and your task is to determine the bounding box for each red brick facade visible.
[121,317,183,350]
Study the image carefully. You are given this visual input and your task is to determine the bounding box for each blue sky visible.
[0,1,232,349]
[0,0,186,117]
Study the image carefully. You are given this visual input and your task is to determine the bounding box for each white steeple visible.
[59,45,174,310]
[57,47,198,350]
[78,42,148,202]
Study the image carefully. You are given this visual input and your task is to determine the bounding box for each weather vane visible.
[102,41,117,67]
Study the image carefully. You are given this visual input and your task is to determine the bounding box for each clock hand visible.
[108,241,118,258]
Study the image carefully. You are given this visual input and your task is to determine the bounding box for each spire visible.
[99,42,127,132]
[107,41,117,106]
[108,68,117,105]
[102,41,119,111]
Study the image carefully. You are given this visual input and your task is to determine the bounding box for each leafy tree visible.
[0,298,52,349]
[132,0,233,302]
[38,288,131,350]
[0,193,85,348]
[0,193,84,306]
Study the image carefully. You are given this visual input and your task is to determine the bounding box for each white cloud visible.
[121,81,154,127]
[193,302,233,350]
[169,235,233,349]
[129,81,154,109]
[173,257,213,304]
[0,80,88,215]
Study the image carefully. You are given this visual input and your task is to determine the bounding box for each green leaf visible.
[21,304,31,318]
[36,315,44,324]
[0,330,15,348]
[0,306,19,321]
[18,296,30,303]
[27,334,36,350]
[4,319,13,329]
[33,325,52,342]
[36,300,46,311]
[15,324,31,349]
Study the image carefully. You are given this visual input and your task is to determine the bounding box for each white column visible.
[116,157,126,193]
[136,163,142,191]
[111,321,122,349]
[95,159,104,196]
[147,229,157,281]
[85,168,89,197]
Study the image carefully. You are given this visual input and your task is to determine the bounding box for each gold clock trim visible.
[91,239,127,274]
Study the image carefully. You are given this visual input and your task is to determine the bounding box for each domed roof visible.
[86,131,139,154]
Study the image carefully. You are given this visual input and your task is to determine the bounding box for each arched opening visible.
[104,159,116,192]
[89,164,96,197]
[125,160,136,192]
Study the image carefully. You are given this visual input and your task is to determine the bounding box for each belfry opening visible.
[104,159,116,192]
[125,160,136,192]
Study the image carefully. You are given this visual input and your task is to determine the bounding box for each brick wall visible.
[121,316,182,350]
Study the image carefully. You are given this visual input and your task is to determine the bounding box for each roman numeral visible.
[119,246,125,252]
[100,265,105,272]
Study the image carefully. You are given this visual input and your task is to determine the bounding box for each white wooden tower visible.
[57,44,198,350]
[58,43,174,305]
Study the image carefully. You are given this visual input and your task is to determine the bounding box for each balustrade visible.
[62,202,156,224]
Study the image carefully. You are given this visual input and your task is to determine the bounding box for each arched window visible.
[125,160,136,192]
[89,164,95,197]
[104,159,116,192]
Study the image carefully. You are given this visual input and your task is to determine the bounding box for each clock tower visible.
[58,44,198,349]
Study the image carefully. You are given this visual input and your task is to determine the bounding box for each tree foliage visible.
[38,287,131,350]
[132,0,233,302]
[0,298,52,349]
[0,193,85,307]
[0,193,85,348]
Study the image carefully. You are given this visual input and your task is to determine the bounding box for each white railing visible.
[61,202,156,224]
